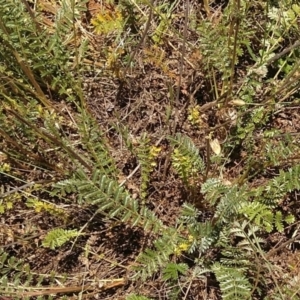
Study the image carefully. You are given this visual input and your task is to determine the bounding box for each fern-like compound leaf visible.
[169,133,205,184]
[162,263,188,280]
[53,168,165,234]
[42,228,80,249]
[212,263,252,300]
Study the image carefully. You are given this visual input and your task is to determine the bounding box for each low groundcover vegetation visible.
[1,0,300,299]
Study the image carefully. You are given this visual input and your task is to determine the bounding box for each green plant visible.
[42,228,81,249]
[137,134,161,201]
[130,155,299,298]
[194,0,254,98]
[126,295,153,300]
[91,6,124,35]
[26,198,68,221]
[150,1,178,45]
[169,133,205,186]
[0,0,87,101]
[0,248,60,300]
[2,0,300,298]
[53,168,164,232]
[212,262,252,299]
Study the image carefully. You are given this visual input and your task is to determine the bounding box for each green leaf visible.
[274,211,284,233]
[162,263,188,281]
[42,229,80,249]
[212,263,251,300]
[126,295,153,300]
[285,214,295,225]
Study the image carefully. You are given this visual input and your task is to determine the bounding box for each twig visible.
[119,163,141,187]
[266,233,300,259]
[0,182,35,198]
[266,40,300,66]
[3,279,125,298]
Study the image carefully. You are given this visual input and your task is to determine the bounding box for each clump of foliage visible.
[169,133,205,186]
[137,134,161,201]
[91,6,124,34]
